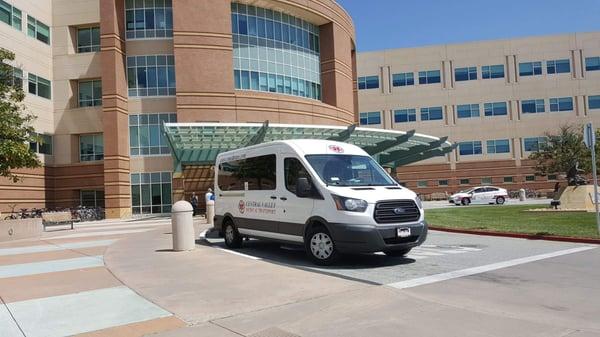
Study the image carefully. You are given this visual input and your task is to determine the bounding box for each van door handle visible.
[280,197,287,201]
[270,196,277,200]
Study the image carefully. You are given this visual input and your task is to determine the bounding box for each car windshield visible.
[305,154,397,187]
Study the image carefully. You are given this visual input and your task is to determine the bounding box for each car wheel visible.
[496,196,505,205]
[461,198,471,206]
[384,248,412,257]
[305,225,339,266]
[223,219,242,249]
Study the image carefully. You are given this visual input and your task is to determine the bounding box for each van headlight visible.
[415,196,423,209]
[332,195,368,212]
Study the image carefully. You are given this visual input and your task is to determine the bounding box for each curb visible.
[429,226,600,245]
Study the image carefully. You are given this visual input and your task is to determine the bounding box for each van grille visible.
[374,200,420,224]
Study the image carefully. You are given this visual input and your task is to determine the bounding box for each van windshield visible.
[305,155,397,187]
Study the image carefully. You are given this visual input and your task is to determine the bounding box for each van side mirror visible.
[296,177,311,198]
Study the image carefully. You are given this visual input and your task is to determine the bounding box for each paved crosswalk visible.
[0,219,184,337]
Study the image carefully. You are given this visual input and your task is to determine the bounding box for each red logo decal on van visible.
[238,200,245,214]
[329,145,344,153]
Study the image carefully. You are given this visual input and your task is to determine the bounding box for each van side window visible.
[284,158,310,193]
[218,154,276,191]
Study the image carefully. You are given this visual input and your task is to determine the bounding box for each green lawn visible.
[425,205,599,239]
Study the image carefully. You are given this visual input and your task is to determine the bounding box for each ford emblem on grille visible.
[393,207,406,215]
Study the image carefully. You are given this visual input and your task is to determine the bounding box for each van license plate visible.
[397,228,411,238]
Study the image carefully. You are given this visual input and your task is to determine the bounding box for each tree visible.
[0,48,40,182]
[529,124,600,177]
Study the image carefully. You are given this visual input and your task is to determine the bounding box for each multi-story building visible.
[0,0,357,218]
[357,33,600,194]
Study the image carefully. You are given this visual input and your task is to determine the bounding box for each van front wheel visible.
[306,226,339,266]
[223,220,242,249]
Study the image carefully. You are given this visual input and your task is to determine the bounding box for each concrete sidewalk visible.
[103,225,600,337]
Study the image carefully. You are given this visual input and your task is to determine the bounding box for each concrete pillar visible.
[171,201,195,251]
[100,0,131,219]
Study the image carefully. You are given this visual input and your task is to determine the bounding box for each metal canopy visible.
[163,122,455,173]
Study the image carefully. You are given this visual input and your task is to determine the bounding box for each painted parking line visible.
[8,286,172,337]
[74,218,172,228]
[0,303,23,337]
[46,229,152,240]
[387,246,597,290]
[0,256,104,279]
[0,240,116,257]
[74,223,168,232]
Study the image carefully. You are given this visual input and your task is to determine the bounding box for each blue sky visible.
[337,0,600,51]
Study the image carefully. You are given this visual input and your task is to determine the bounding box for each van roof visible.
[216,139,368,161]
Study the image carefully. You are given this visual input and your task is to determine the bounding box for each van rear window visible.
[218,154,276,191]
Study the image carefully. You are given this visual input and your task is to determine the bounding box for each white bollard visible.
[171,200,195,251]
[206,200,215,226]
[519,188,526,202]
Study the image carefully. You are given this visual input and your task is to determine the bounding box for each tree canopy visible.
[0,48,41,182]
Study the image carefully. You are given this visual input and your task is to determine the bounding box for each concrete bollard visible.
[206,200,215,226]
[171,200,195,251]
[519,188,526,202]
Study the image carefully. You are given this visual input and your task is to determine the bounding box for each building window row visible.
[588,57,600,71]
[131,172,172,215]
[27,15,50,45]
[457,104,479,118]
[80,190,105,208]
[80,134,104,162]
[394,108,416,123]
[459,139,510,156]
[232,3,321,100]
[359,111,381,125]
[127,55,176,97]
[519,59,570,76]
[77,27,100,53]
[590,95,600,110]
[420,106,443,121]
[455,66,477,81]
[29,133,53,155]
[78,80,102,107]
[549,97,573,112]
[0,0,21,31]
[392,72,414,87]
[357,75,379,90]
[484,102,508,116]
[125,0,173,40]
[129,113,176,156]
[28,73,51,99]
[523,137,547,152]
[419,70,441,84]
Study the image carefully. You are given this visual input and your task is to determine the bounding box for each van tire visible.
[305,225,339,266]
[223,219,242,249]
[384,248,412,257]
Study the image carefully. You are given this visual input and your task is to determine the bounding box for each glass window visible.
[359,111,381,125]
[284,157,312,194]
[129,113,175,156]
[459,141,482,156]
[131,171,172,215]
[547,59,570,74]
[417,181,428,188]
[487,139,510,154]
[357,75,379,90]
[394,108,416,123]
[588,95,600,110]
[455,66,477,81]
[125,0,173,39]
[80,190,105,207]
[127,55,176,97]
[519,61,542,76]
[586,57,600,72]
[548,174,557,181]
[481,177,492,184]
[523,137,547,152]
[27,15,50,44]
[460,178,470,185]
[0,0,21,30]
[525,175,535,182]
[233,4,321,100]
[217,155,276,191]
[418,70,441,84]
[438,180,449,186]
[392,72,414,87]
[305,154,396,187]
[484,102,507,116]
[80,134,104,161]
[420,106,443,121]
[77,27,100,53]
[521,99,545,113]
[27,73,51,99]
[457,104,480,118]
[79,80,102,107]
[3,64,23,90]
[29,133,53,155]
[482,64,504,79]
[504,176,514,183]
[549,97,573,112]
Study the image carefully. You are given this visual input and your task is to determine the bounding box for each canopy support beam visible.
[328,124,357,142]
[380,136,449,165]
[245,120,270,146]
[392,143,458,167]
[363,130,416,155]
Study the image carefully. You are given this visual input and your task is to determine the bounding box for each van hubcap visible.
[225,225,234,243]
[310,232,333,259]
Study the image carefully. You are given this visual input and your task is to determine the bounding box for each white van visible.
[214,139,427,265]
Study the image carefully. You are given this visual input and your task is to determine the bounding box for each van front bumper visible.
[328,221,428,254]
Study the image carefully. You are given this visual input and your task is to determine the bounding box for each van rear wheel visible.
[223,220,242,249]
[305,226,339,266]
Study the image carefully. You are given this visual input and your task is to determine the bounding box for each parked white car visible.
[449,186,508,206]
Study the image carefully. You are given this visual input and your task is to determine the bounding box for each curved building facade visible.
[0,0,357,218]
